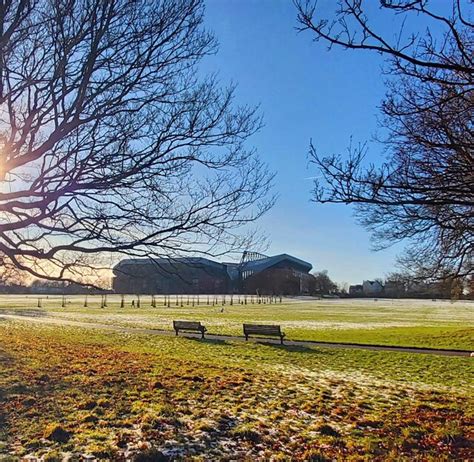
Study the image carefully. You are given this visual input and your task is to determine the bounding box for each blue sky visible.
[201,0,433,285]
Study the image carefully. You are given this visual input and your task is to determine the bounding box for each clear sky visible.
[201,0,451,285]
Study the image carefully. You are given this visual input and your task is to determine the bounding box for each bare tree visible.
[295,0,473,280]
[311,270,337,295]
[0,254,28,286]
[0,0,273,283]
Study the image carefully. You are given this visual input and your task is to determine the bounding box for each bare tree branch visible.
[296,0,473,280]
[0,0,274,283]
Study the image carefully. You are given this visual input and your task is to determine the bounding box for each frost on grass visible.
[1,296,473,349]
[0,323,472,461]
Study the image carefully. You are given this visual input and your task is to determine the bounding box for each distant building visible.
[112,252,313,295]
[240,253,313,295]
[349,284,364,296]
[362,280,384,296]
[113,257,229,294]
[349,280,384,297]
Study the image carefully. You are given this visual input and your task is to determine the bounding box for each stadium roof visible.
[113,253,312,276]
[241,253,312,274]
[114,257,223,271]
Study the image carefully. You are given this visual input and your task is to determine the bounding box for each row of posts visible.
[156,294,282,307]
[38,294,283,308]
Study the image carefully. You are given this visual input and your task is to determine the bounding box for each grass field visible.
[0,297,473,460]
[0,295,473,350]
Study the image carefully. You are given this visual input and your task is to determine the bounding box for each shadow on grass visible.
[256,341,327,354]
[186,337,229,346]
[0,347,18,448]
[0,344,76,453]
[0,309,47,317]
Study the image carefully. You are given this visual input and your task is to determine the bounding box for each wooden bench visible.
[173,320,207,339]
[243,324,285,344]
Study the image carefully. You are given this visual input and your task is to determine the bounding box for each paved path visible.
[0,313,472,357]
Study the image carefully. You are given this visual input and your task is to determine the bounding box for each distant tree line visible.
[309,270,338,296]
[349,272,472,300]
[0,279,110,295]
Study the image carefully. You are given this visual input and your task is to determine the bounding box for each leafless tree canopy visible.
[295,0,473,280]
[0,0,273,283]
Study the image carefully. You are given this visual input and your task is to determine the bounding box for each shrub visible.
[133,449,169,462]
[43,423,71,443]
[230,423,261,443]
[317,424,340,437]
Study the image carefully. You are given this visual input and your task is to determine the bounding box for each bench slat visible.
[173,320,206,339]
[243,324,285,344]
[245,327,280,334]
[174,321,202,329]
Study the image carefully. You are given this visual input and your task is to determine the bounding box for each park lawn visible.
[0,320,473,461]
[1,296,472,350]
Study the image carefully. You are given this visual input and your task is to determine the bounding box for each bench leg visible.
[175,329,179,336]
[280,336,284,345]
[201,330,205,339]
[245,334,248,341]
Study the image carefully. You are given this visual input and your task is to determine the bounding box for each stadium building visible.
[112,251,313,295]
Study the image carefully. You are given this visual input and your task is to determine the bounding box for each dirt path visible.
[0,313,471,357]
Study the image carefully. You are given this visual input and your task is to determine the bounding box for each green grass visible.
[0,321,472,460]
[0,295,472,349]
